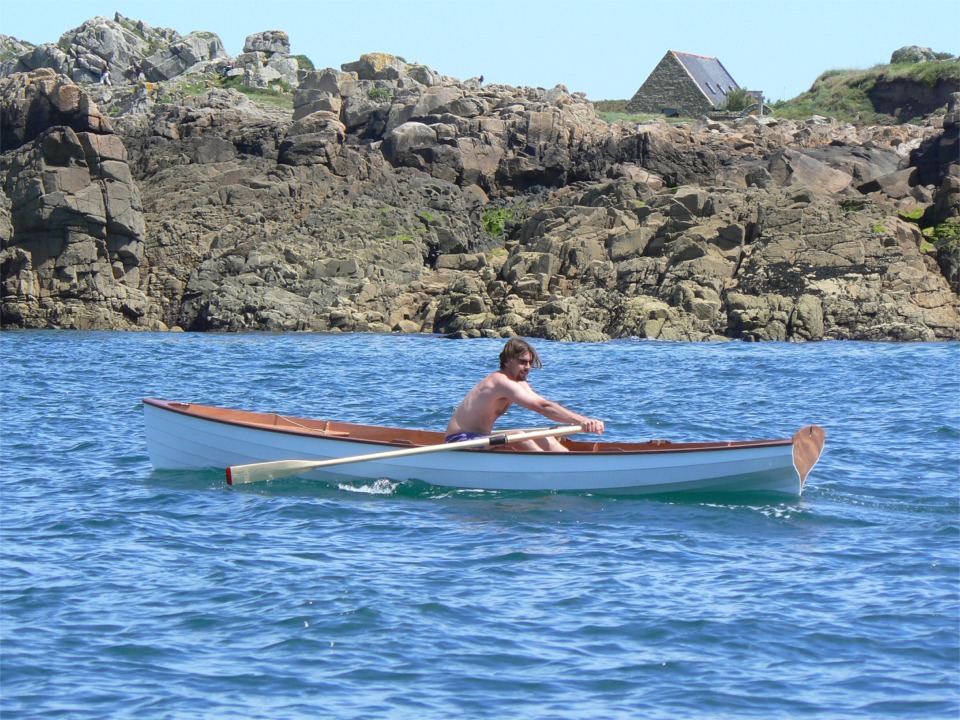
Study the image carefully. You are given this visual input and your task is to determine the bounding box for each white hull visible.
[143,399,826,497]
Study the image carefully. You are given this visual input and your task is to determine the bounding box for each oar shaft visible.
[226,424,582,485]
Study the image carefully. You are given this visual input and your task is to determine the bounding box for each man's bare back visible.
[445,371,516,436]
[445,339,604,452]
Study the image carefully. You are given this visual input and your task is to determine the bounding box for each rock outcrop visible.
[0,14,302,91]
[1,13,235,88]
[0,69,154,328]
[238,31,299,89]
[1,25,958,341]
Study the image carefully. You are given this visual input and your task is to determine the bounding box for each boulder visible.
[293,69,344,121]
[142,31,228,81]
[243,31,291,55]
[339,78,393,130]
[0,35,36,75]
[768,149,853,195]
[382,122,439,169]
[278,112,347,166]
[6,43,72,77]
[858,167,918,199]
[342,53,408,81]
[890,46,938,64]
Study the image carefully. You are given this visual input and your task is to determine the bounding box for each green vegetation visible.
[886,57,960,85]
[179,81,208,95]
[177,75,294,110]
[899,207,925,221]
[368,87,390,101]
[230,84,293,109]
[291,54,314,71]
[771,69,883,123]
[841,199,868,213]
[925,220,960,250]
[872,224,888,234]
[772,58,960,124]
[482,207,524,237]
[593,99,687,124]
[721,87,753,112]
[882,206,957,258]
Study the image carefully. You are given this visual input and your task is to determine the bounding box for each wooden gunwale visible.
[142,398,795,455]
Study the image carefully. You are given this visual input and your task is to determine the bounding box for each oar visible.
[490,425,562,436]
[225,424,583,485]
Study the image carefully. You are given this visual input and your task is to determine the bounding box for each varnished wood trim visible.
[792,425,827,488]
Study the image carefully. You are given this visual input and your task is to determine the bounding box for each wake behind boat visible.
[142,399,826,496]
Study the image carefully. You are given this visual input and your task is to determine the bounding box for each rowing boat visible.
[142,398,826,496]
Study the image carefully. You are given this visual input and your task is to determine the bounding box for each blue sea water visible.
[1,331,958,719]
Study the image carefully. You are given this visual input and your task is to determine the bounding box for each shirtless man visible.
[444,338,605,451]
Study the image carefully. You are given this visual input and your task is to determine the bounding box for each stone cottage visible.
[627,50,742,116]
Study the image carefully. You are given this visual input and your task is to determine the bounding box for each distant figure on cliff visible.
[479,75,484,85]
[100,64,111,86]
[425,242,440,269]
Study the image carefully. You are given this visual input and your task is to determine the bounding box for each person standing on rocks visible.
[100,63,111,86]
[444,338,604,451]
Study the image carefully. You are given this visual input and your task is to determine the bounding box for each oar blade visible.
[227,459,320,485]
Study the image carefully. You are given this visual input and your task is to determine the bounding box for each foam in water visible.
[337,478,398,495]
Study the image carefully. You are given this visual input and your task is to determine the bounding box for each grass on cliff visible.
[224,76,295,109]
[772,58,960,123]
[175,75,295,110]
[593,99,687,124]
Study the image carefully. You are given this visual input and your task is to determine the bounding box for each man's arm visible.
[499,377,605,434]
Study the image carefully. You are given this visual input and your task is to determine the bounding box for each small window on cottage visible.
[705,82,714,92]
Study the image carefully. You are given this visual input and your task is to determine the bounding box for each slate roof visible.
[672,51,740,106]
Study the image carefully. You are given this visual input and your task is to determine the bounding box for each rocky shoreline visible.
[1,16,958,341]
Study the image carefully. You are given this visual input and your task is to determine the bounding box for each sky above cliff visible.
[2,0,957,102]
